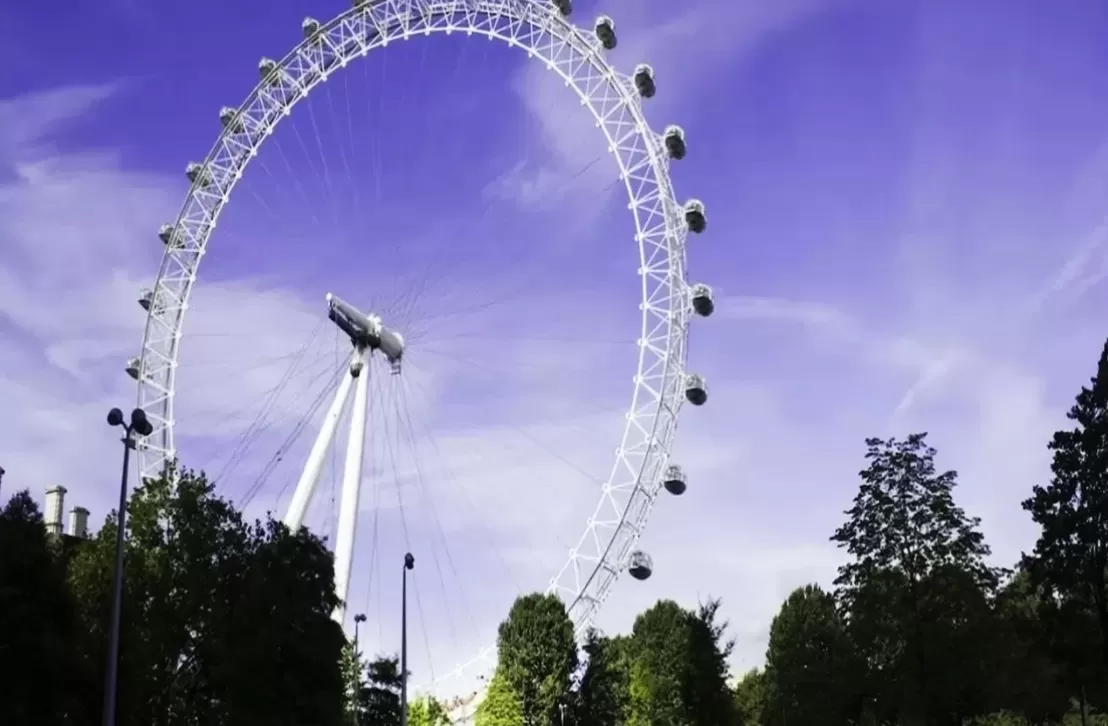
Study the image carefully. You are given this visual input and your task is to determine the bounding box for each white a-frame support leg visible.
[332,347,371,625]
[283,354,357,532]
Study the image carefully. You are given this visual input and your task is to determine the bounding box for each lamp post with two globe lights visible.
[101,407,153,726]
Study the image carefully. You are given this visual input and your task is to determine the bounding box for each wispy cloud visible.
[496,0,838,215]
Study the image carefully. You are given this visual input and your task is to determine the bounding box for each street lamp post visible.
[401,552,414,726]
[102,407,152,726]
[353,612,367,656]
[353,613,367,726]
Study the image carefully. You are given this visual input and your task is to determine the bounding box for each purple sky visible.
[2,0,1108,700]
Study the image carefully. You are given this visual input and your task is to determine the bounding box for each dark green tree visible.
[732,669,766,726]
[984,571,1069,722]
[685,600,737,726]
[496,592,577,726]
[831,434,998,725]
[627,600,692,726]
[209,517,347,725]
[626,599,736,726]
[572,629,629,726]
[1022,337,1108,671]
[355,655,402,726]
[66,467,347,726]
[0,490,86,726]
[762,584,856,726]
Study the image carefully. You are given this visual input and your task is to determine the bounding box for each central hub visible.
[326,293,405,372]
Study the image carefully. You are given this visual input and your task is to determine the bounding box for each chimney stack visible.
[68,507,90,539]
[44,486,66,538]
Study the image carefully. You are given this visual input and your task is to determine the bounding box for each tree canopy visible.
[0,490,86,726]
[1,467,348,726]
[7,337,1108,726]
[496,591,578,726]
[1023,338,1108,671]
[763,584,854,726]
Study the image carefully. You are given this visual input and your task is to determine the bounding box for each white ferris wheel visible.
[127,0,713,710]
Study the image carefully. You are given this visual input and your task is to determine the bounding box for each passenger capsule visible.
[302,17,321,38]
[219,107,243,132]
[125,357,141,381]
[690,283,714,317]
[627,551,653,580]
[595,15,617,50]
[138,288,154,311]
[552,0,572,17]
[185,162,210,186]
[663,464,687,496]
[158,224,175,245]
[258,57,278,83]
[684,199,706,234]
[633,64,656,99]
[685,373,708,406]
[663,125,686,160]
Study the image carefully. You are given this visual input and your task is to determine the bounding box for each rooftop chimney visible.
[68,507,90,539]
[44,486,66,538]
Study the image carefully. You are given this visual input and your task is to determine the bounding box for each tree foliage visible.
[763,584,855,726]
[408,695,450,726]
[624,598,736,726]
[63,468,347,726]
[732,669,765,726]
[496,592,578,726]
[1023,338,1108,671]
[356,655,403,726]
[830,433,999,725]
[572,629,629,726]
[11,337,1108,726]
[476,669,525,726]
[0,490,86,726]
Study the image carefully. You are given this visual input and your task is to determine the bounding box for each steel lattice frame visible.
[135,0,693,683]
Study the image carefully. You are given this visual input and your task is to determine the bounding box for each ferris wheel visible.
[128,0,713,707]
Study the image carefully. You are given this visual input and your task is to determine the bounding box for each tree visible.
[762,585,855,726]
[627,600,692,726]
[355,655,402,726]
[625,599,736,726]
[66,467,347,726]
[0,490,86,726]
[984,571,1069,722]
[408,695,450,726]
[1023,337,1108,671]
[476,669,524,726]
[341,642,363,725]
[733,669,765,726]
[572,629,629,726]
[684,600,737,726]
[831,434,998,725]
[496,592,578,726]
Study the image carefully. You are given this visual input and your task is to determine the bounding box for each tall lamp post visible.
[401,552,415,726]
[353,613,367,726]
[353,612,367,656]
[102,407,152,726]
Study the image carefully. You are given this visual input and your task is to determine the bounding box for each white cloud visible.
[492,0,838,215]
